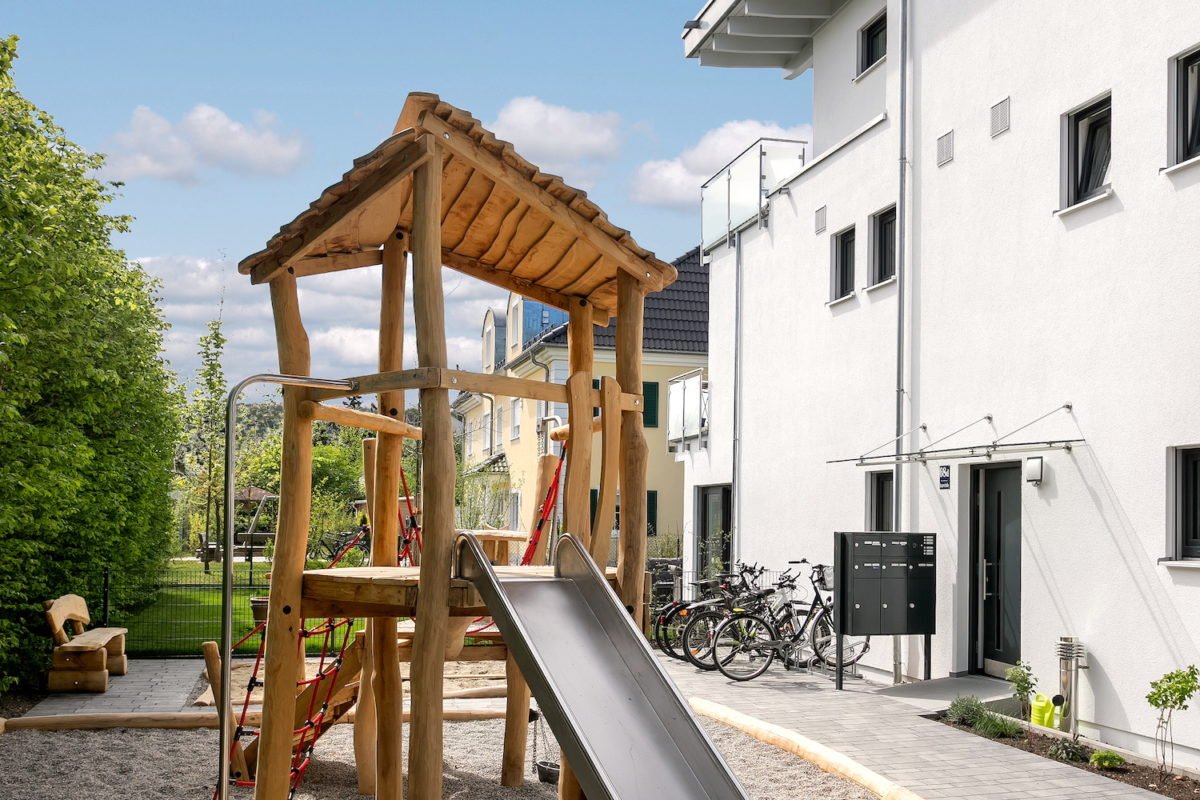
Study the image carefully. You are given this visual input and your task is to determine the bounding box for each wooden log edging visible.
[688,697,926,800]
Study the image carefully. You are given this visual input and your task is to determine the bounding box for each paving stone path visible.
[661,655,1158,799]
[26,659,205,716]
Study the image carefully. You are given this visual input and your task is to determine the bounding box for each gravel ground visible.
[0,717,873,799]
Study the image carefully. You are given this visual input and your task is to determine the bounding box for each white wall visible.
[685,0,1200,767]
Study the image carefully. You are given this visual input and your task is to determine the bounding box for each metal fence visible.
[99,562,270,658]
[646,568,795,621]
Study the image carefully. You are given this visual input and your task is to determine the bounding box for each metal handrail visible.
[218,373,357,800]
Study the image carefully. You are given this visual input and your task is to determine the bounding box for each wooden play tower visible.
[238,92,676,799]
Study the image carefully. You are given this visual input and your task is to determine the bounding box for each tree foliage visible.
[0,36,181,690]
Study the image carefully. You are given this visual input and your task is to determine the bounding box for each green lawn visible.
[119,559,359,657]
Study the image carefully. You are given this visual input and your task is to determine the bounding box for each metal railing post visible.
[217,373,356,800]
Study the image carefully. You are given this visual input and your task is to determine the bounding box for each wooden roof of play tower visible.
[239,92,676,317]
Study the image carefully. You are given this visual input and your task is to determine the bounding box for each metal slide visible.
[456,533,748,800]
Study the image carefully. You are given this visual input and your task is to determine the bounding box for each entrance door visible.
[697,485,732,577]
[973,465,1022,676]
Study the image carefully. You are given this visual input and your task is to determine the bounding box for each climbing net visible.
[219,487,423,798]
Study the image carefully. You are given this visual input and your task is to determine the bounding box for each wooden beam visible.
[203,642,249,782]
[528,453,559,566]
[590,376,621,566]
[255,274,313,800]
[291,249,384,278]
[250,135,432,284]
[372,234,407,800]
[502,654,531,787]
[354,439,378,796]
[417,112,664,292]
[616,272,649,621]
[408,140,452,800]
[549,415,602,442]
[300,401,422,438]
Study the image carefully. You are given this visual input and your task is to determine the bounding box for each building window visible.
[1177,48,1200,163]
[494,407,504,452]
[1066,96,1112,205]
[647,490,658,536]
[870,206,896,285]
[859,12,886,75]
[870,471,894,532]
[481,412,492,453]
[466,422,473,458]
[510,398,522,440]
[1177,448,1200,559]
[508,490,521,535]
[831,226,855,301]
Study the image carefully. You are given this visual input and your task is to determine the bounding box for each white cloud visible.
[103,104,305,182]
[630,119,813,209]
[489,96,621,189]
[139,255,508,403]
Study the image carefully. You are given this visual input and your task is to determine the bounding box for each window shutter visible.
[647,490,658,536]
[937,130,954,166]
[990,98,1011,138]
[642,381,660,427]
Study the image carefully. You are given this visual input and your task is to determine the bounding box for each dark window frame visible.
[871,206,897,285]
[1179,49,1200,163]
[1178,448,1200,559]
[1067,96,1112,205]
[859,12,887,75]
[831,226,856,301]
[870,470,895,533]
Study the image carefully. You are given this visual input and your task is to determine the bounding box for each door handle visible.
[984,559,995,599]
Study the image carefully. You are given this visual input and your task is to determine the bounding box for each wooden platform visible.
[301,565,620,619]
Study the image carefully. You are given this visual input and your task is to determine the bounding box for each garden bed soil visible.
[0,691,45,719]
[941,718,1200,800]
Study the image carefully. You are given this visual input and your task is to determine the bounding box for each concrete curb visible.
[690,696,924,800]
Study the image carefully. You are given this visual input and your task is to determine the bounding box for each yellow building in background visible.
[453,247,706,560]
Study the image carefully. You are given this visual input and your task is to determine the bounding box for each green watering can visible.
[1031,693,1055,727]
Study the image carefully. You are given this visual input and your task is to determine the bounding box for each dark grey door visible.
[697,485,731,577]
[980,466,1022,670]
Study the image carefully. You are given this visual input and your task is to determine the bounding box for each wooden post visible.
[529,453,559,566]
[407,137,453,800]
[255,274,313,800]
[589,376,622,566]
[203,641,249,782]
[560,298,593,800]
[616,272,649,619]
[501,653,531,787]
[372,235,408,800]
[354,440,378,795]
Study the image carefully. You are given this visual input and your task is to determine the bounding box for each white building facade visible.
[676,0,1200,765]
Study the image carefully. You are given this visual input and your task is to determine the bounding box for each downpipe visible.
[218,374,356,800]
[893,0,911,685]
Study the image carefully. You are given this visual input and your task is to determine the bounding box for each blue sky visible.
[7,2,812,386]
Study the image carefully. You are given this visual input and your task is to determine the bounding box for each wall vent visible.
[991,97,1011,137]
[815,205,827,234]
[936,130,954,167]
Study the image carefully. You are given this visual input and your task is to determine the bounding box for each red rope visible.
[520,444,566,566]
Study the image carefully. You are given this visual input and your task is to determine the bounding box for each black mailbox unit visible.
[833,532,936,687]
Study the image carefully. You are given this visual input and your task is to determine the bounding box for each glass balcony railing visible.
[667,368,709,454]
[701,137,808,251]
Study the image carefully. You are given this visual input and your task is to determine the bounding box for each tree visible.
[0,37,181,689]
[181,317,226,572]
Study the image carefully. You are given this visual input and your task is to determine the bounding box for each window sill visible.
[826,292,857,308]
[1162,153,1200,176]
[1053,186,1114,217]
[1159,559,1200,570]
[865,276,897,293]
[854,56,886,83]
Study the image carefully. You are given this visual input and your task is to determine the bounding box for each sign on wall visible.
[939,465,951,490]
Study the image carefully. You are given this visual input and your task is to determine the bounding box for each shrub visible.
[974,711,1023,739]
[1005,660,1038,721]
[1147,665,1200,778]
[1089,750,1126,770]
[946,695,987,727]
[1048,735,1089,763]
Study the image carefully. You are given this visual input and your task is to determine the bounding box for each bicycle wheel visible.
[681,609,727,670]
[658,603,693,660]
[713,614,777,681]
[810,608,871,667]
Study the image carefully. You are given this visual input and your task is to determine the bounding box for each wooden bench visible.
[44,594,128,692]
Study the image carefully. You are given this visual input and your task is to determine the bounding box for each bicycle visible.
[711,559,870,681]
[656,563,764,662]
[679,564,780,671]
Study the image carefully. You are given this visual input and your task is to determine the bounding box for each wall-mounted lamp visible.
[1025,456,1044,487]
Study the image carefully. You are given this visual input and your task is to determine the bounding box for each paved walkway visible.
[663,656,1157,799]
[27,659,206,716]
